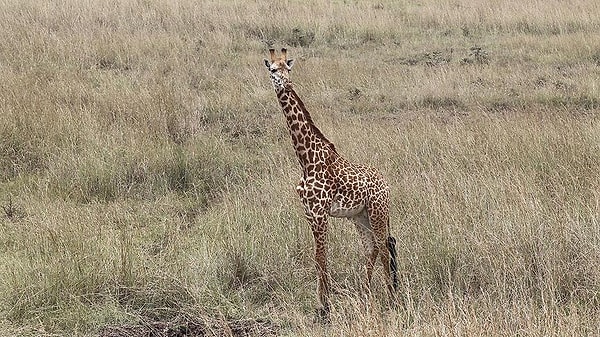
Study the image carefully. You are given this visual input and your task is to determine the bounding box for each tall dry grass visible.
[1,0,600,336]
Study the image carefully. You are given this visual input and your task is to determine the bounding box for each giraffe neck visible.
[276,88,337,169]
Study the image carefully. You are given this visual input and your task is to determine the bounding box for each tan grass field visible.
[1,0,600,335]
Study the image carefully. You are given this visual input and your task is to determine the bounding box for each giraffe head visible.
[264,48,295,92]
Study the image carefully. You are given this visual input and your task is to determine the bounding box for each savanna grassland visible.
[1,0,600,336]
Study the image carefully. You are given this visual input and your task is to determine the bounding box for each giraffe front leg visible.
[310,216,331,320]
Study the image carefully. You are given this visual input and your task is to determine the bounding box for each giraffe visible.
[264,48,398,318]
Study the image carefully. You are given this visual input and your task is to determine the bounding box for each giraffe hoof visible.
[315,307,331,324]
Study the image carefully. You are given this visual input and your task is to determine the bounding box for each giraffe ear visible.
[264,59,271,69]
[286,59,295,70]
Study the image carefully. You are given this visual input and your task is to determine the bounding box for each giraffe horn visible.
[281,48,287,60]
[269,48,276,62]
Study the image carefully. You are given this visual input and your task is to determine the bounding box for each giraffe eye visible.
[270,68,277,73]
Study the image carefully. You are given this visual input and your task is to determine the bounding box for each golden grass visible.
[1,0,600,335]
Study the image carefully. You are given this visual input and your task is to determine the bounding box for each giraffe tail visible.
[387,236,399,291]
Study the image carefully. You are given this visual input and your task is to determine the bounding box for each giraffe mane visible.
[288,88,338,155]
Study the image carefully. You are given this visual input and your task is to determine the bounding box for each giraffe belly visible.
[329,193,365,218]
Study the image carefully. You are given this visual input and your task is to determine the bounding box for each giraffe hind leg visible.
[367,203,397,302]
[352,211,377,289]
